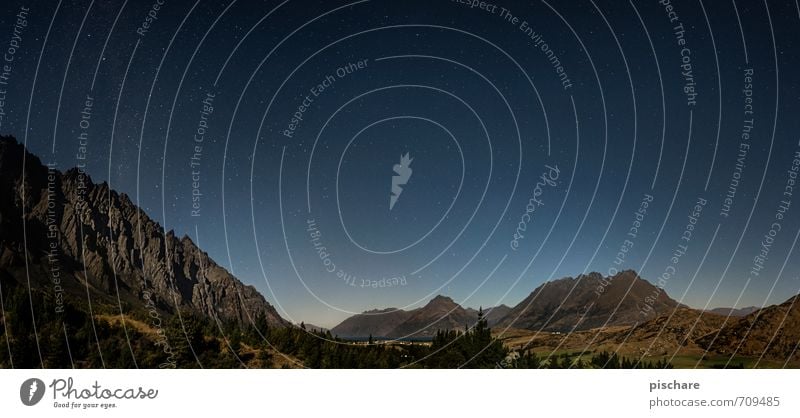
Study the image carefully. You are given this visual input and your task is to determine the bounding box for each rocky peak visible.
[427,295,457,306]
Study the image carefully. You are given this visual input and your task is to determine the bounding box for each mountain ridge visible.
[707,306,760,317]
[698,295,800,363]
[331,297,510,339]
[0,135,288,328]
[495,270,680,332]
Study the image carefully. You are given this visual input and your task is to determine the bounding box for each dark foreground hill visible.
[698,295,800,363]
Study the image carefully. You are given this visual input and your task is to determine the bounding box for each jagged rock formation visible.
[0,135,287,327]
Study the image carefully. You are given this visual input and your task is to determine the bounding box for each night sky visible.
[1,0,799,328]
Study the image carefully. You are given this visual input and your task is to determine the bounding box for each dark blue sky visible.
[2,0,799,327]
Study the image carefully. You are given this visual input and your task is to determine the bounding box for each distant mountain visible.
[331,308,413,338]
[388,296,477,338]
[496,270,680,332]
[0,136,287,327]
[332,271,680,338]
[331,296,508,339]
[699,295,800,363]
[482,304,511,326]
[707,306,760,317]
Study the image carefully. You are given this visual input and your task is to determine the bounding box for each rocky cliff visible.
[0,135,287,327]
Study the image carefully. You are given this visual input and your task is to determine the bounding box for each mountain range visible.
[330,271,679,338]
[1,135,798,366]
[330,296,510,338]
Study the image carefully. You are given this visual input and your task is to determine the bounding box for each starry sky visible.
[2,0,800,327]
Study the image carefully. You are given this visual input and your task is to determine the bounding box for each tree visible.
[165,310,205,367]
[425,308,507,368]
